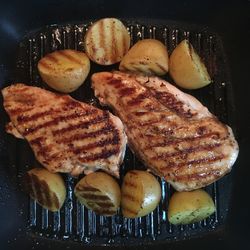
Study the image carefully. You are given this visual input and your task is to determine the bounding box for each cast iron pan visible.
[0,1,249,250]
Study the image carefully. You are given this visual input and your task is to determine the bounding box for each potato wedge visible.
[23,168,66,212]
[38,49,90,93]
[119,39,169,75]
[168,189,215,225]
[121,170,161,218]
[74,172,121,216]
[84,18,130,65]
[169,39,211,89]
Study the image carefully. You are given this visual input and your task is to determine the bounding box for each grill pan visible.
[1,19,236,247]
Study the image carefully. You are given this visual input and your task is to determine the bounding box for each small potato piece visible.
[84,18,130,65]
[38,49,90,93]
[169,39,211,89]
[23,168,66,212]
[74,172,121,216]
[119,39,169,76]
[168,189,215,225]
[121,170,161,218]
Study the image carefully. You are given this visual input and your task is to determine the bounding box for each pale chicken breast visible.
[2,84,127,177]
[91,71,239,191]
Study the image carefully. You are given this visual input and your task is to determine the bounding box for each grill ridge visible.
[13,19,235,246]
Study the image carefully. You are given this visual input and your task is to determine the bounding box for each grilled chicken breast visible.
[92,71,239,191]
[2,84,127,177]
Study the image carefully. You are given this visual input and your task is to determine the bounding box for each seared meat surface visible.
[92,71,239,191]
[2,84,127,177]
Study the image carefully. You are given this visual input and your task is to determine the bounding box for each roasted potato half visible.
[169,39,211,89]
[74,172,121,216]
[23,168,66,212]
[119,39,169,75]
[84,18,130,65]
[121,170,161,218]
[38,49,90,93]
[168,189,216,225]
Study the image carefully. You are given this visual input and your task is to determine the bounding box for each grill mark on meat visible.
[22,109,98,136]
[52,112,109,136]
[151,143,222,161]
[56,50,83,65]
[118,87,136,97]
[145,132,221,149]
[107,79,124,89]
[149,90,194,118]
[73,133,120,155]
[126,92,150,106]
[56,122,114,144]
[160,155,225,171]
[83,148,120,162]
[17,109,54,123]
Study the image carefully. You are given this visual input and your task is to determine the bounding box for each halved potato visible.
[119,39,169,75]
[84,18,130,65]
[169,39,211,89]
[38,49,90,93]
[74,172,121,216]
[23,168,66,212]
[121,170,161,218]
[168,189,216,225]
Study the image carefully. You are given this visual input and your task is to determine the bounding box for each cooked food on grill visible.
[121,170,161,218]
[23,168,66,211]
[91,71,239,191]
[74,172,121,216]
[84,18,130,65]
[2,84,127,177]
[168,189,215,225]
[38,49,90,93]
[169,39,211,89]
[119,39,169,76]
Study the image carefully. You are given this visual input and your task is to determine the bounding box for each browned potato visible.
[74,172,121,216]
[121,170,161,218]
[119,39,169,75]
[84,18,130,65]
[23,168,66,212]
[168,189,216,225]
[169,39,211,89]
[38,49,90,93]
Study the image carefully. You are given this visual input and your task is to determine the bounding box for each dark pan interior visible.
[0,1,249,250]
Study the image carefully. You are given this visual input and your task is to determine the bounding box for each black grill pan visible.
[1,19,237,247]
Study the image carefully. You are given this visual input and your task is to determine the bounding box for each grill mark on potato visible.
[155,62,168,72]
[45,53,59,63]
[160,155,225,171]
[56,50,83,65]
[38,60,54,70]
[111,20,117,63]
[123,180,138,189]
[151,143,222,161]
[76,186,99,192]
[52,112,109,136]
[77,192,111,201]
[22,108,98,136]
[122,193,140,203]
[122,206,138,216]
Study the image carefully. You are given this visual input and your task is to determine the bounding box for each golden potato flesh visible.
[23,168,66,212]
[74,172,121,216]
[119,39,169,76]
[168,189,215,225]
[38,49,90,93]
[84,18,130,65]
[169,39,211,89]
[121,170,161,218]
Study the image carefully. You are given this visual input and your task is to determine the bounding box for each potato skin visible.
[74,172,121,216]
[84,18,130,65]
[24,168,66,212]
[119,39,169,76]
[38,49,90,93]
[169,39,211,89]
[121,170,161,218]
[168,189,215,225]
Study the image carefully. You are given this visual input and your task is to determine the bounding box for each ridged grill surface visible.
[9,19,235,246]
